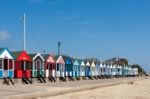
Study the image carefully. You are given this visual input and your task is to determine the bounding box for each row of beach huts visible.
[0,48,138,85]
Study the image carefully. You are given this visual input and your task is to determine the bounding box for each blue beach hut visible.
[62,56,73,77]
[0,48,14,78]
[85,61,90,77]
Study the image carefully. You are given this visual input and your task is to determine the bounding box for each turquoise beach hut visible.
[0,48,14,78]
[71,59,80,77]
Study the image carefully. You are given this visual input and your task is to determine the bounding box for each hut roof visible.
[12,51,31,61]
[0,48,14,59]
[62,55,72,65]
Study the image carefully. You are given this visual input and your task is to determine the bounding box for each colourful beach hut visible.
[90,61,96,77]
[112,64,117,76]
[95,62,100,77]
[106,63,111,76]
[29,53,44,77]
[103,63,107,76]
[79,60,86,77]
[62,56,72,77]
[44,54,56,78]
[0,48,14,78]
[12,51,31,78]
[71,59,80,77]
[100,62,103,76]
[122,65,126,76]
[118,65,122,76]
[85,61,91,77]
[55,56,65,78]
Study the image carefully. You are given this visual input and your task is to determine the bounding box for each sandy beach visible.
[41,77,150,99]
[0,77,149,99]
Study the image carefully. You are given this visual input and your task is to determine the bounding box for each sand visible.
[41,77,150,99]
[0,77,149,99]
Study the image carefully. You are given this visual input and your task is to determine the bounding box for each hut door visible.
[4,59,8,77]
[36,59,41,75]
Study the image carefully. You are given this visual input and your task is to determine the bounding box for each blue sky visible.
[0,0,150,72]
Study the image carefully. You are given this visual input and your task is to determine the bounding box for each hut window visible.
[21,61,24,70]
[36,60,40,70]
[4,59,8,70]
[9,60,13,69]
[50,64,52,70]
[26,61,31,70]
[46,64,48,69]
[57,64,59,71]
[0,59,2,69]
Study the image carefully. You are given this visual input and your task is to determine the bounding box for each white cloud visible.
[0,31,10,40]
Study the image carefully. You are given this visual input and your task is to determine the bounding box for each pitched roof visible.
[12,51,31,61]
[62,55,72,65]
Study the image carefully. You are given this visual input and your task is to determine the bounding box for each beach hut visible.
[122,65,126,76]
[105,63,109,76]
[106,63,111,77]
[124,66,128,76]
[55,56,65,78]
[95,62,100,77]
[85,61,91,77]
[112,64,117,77]
[12,51,31,78]
[103,63,107,76]
[118,65,122,76]
[71,59,80,77]
[79,60,86,77]
[90,61,96,77]
[29,53,44,77]
[62,56,72,77]
[100,62,103,76]
[0,48,14,78]
[109,63,113,76]
[44,54,56,78]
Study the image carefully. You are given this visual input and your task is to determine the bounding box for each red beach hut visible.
[12,51,31,78]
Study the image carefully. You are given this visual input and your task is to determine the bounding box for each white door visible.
[4,70,8,77]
